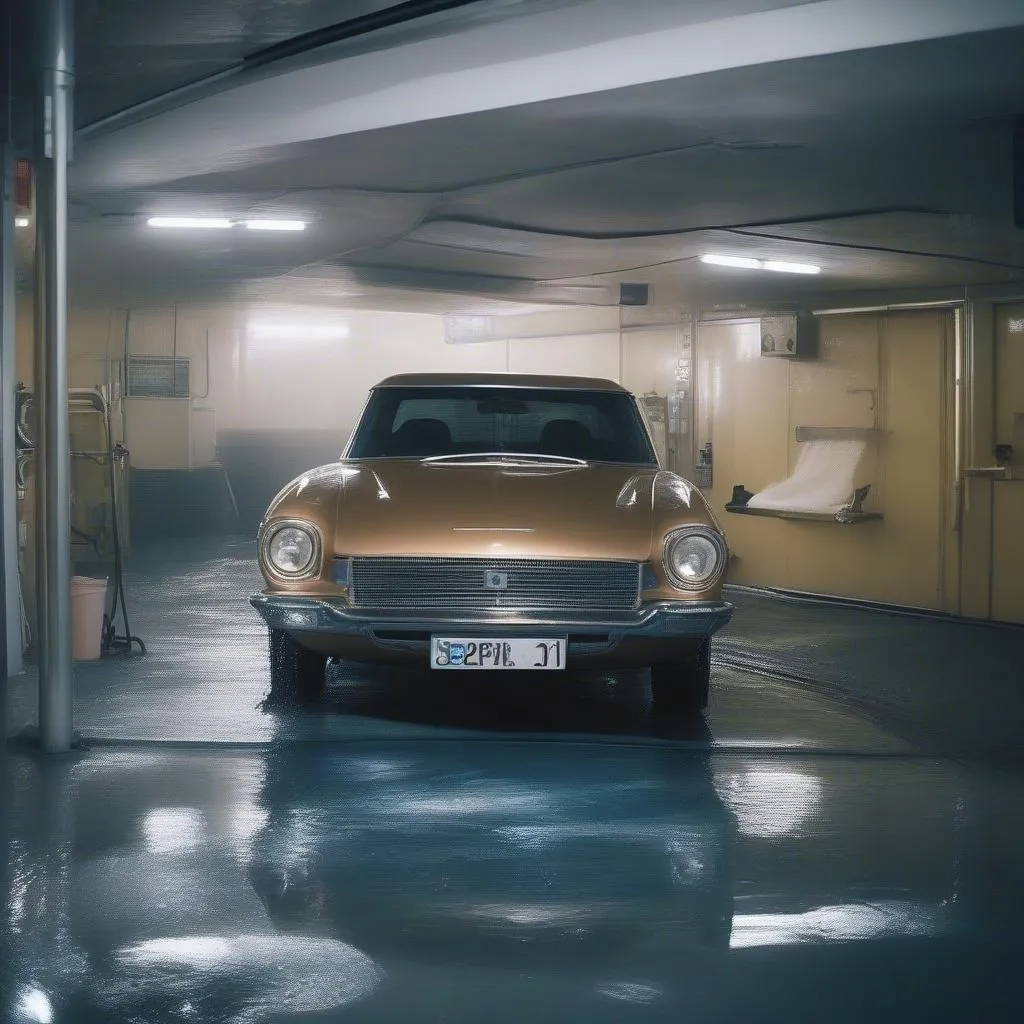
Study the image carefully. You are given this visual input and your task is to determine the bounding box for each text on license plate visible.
[431,637,567,670]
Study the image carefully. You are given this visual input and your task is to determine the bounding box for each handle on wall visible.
[846,387,876,411]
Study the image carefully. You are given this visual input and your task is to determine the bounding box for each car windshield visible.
[346,386,659,465]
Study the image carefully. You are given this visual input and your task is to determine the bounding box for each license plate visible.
[431,637,567,671]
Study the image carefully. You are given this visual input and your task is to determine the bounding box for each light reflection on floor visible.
[3,737,1023,1022]
[3,538,1024,1020]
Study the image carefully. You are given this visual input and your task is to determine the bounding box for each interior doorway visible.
[990,304,1024,624]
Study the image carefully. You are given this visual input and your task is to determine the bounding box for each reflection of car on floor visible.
[251,373,733,711]
[246,744,736,962]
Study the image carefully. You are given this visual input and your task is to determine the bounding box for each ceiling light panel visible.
[147,217,233,229]
[701,253,821,274]
[700,254,762,269]
[146,217,307,231]
[763,260,821,274]
[244,220,306,231]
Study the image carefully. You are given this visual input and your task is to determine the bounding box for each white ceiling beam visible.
[74,0,1024,188]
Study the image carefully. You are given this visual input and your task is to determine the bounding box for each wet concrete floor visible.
[3,537,1024,1021]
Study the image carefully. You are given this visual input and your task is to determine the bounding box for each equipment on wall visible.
[14,384,146,657]
[619,282,650,306]
[757,313,816,358]
[695,442,713,489]
[102,394,146,656]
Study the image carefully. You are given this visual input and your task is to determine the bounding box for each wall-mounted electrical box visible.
[124,398,192,470]
[122,356,196,470]
[758,313,815,358]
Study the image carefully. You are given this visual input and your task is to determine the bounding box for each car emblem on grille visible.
[484,570,508,590]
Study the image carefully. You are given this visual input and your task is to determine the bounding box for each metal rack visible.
[15,386,129,549]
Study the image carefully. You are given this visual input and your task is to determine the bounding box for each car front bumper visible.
[250,594,734,640]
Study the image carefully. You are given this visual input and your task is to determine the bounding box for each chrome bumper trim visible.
[250,594,733,639]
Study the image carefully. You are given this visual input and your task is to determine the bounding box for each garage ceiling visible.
[10,0,1024,311]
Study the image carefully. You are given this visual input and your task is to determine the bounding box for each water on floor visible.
[3,537,1023,1021]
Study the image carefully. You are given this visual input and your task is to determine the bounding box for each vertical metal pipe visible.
[1,146,22,677]
[34,0,74,753]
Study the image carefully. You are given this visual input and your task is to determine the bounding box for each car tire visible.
[269,628,327,702]
[650,639,711,714]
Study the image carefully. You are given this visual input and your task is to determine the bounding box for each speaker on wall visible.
[619,283,650,306]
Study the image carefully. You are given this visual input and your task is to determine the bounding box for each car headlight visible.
[663,527,726,590]
[264,521,320,578]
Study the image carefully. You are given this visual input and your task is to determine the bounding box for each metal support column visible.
[1,146,20,679]
[33,0,75,752]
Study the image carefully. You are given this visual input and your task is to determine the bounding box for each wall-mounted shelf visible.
[725,505,883,524]
[794,426,886,443]
[725,485,883,525]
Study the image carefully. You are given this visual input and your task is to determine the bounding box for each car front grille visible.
[349,557,641,611]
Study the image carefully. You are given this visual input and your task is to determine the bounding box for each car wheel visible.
[650,639,711,714]
[268,628,327,702]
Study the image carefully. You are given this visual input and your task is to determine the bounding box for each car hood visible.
[329,459,701,560]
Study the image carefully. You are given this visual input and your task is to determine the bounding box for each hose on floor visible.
[101,400,146,657]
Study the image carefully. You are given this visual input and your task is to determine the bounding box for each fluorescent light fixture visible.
[147,216,233,229]
[763,260,821,275]
[701,254,822,275]
[244,219,306,231]
[15,216,30,228]
[700,254,762,269]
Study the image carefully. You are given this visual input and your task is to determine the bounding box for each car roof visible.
[373,372,630,392]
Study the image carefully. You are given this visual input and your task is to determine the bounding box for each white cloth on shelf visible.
[746,440,866,514]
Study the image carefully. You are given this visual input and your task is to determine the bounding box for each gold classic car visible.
[251,373,733,713]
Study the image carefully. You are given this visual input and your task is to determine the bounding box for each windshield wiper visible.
[420,451,589,467]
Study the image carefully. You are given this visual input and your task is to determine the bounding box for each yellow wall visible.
[697,310,954,610]
[10,287,1022,624]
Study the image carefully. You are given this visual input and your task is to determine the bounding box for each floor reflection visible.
[270,660,716,743]
[5,538,1023,1019]
[4,729,1023,1021]
[247,741,735,968]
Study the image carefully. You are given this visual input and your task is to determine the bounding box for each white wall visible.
[508,333,620,378]
[231,310,504,432]
[29,298,687,446]
[228,304,685,436]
